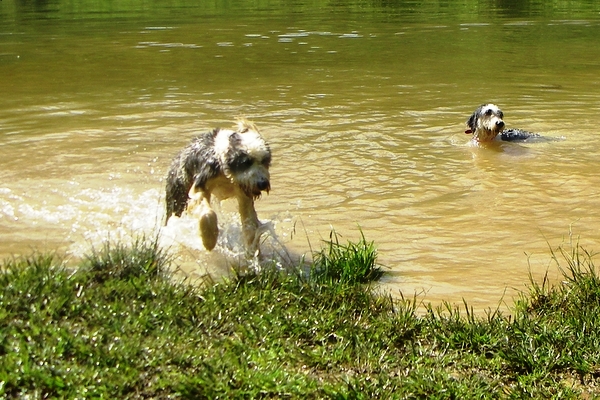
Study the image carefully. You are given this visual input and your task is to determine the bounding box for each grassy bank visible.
[1,234,600,398]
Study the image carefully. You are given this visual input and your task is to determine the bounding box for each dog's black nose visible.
[257,179,270,191]
[496,121,505,128]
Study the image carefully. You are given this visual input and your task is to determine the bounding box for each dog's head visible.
[214,118,271,199]
[465,104,505,142]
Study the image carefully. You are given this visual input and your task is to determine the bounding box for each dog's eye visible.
[239,156,252,168]
[231,154,253,171]
[485,109,493,116]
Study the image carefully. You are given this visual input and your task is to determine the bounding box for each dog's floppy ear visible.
[465,106,481,134]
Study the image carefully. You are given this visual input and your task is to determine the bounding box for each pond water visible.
[2,0,600,312]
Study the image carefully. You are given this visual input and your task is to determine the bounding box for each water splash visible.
[161,201,301,278]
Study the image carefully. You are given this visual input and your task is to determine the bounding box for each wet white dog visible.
[165,118,271,253]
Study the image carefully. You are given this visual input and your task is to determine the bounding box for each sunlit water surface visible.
[2,1,600,312]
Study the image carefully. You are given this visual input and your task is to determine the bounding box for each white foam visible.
[161,201,299,275]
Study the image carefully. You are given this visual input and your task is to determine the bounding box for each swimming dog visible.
[165,118,271,253]
[465,104,541,143]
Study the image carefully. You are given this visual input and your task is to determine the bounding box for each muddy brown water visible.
[2,1,600,312]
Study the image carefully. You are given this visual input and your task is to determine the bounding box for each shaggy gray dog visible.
[165,119,271,252]
[466,104,541,143]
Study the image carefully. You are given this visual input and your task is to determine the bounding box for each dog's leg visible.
[189,186,219,251]
[199,200,219,251]
[236,193,261,254]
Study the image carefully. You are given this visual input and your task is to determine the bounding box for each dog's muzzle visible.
[257,178,270,193]
[496,120,505,130]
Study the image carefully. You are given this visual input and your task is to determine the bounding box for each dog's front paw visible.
[199,209,219,251]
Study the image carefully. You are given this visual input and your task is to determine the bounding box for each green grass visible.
[312,229,383,286]
[1,233,600,398]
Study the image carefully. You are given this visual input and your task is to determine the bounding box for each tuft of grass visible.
[82,235,171,283]
[506,241,600,381]
[312,228,383,286]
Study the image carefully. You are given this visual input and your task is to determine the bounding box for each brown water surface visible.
[2,0,600,312]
